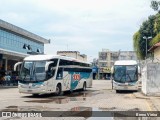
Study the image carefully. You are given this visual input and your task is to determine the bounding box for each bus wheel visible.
[55,84,62,96]
[83,82,86,91]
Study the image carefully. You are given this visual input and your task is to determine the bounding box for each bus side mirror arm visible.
[45,61,54,71]
[111,73,114,89]
[14,62,22,71]
[138,66,141,74]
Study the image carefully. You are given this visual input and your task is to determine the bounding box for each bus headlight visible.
[18,84,27,88]
[40,84,45,87]
[34,84,45,88]
[33,83,46,88]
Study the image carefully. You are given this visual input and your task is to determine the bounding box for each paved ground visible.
[0,80,160,120]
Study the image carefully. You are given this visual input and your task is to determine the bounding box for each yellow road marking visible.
[129,94,135,99]
[145,100,152,111]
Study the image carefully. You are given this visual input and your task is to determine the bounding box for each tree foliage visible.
[154,13,160,33]
[133,31,141,59]
[133,1,160,60]
[150,33,160,46]
[151,0,160,12]
[133,15,156,60]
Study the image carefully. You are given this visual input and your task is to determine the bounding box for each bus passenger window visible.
[47,64,56,79]
[56,68,63,80]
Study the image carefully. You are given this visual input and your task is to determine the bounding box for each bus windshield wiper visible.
[22,72,27,81]
[126,72,132,82]
[119,73,126,83]
[32,67,37,82]
[23,74,26,81]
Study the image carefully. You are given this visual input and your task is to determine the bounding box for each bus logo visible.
[73,74,81,80]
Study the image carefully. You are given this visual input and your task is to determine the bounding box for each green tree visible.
[133,1,160,60]
[133,31,141,59]
[150,33,160,46]
[154,13,160,33]
[133,15,156,59]
[151,0,160,12]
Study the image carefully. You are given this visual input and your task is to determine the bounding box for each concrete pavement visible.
[133,90,160,111]
[0,80,160,120]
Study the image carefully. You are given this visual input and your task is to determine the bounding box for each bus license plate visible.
[27,90,32,92]
[125,83,128,85]
[124,86,128,89]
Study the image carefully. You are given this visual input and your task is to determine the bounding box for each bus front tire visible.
[116,90,120,93]
[55,84,63,96]
[83,82,86,91]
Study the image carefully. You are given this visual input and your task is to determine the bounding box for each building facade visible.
[98,49,137,79]
[118,51,137,60]
[91,58,98,80]
[0,19,50,73]
[149,42,160,60]
[57,51,87,62]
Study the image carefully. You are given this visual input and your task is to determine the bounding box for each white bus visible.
[111,60,140,92]
[14,55,92,95]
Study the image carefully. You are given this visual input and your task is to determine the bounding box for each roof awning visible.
[148,42,160,52]
[0,48,28,59]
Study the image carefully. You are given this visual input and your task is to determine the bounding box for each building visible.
[118,51,137,60]
[91,58,98,80]
[57,51,87,62]
[98,49,119,79]
[149,42,160,60]
[98,49,137,79]
[0,19,50,73]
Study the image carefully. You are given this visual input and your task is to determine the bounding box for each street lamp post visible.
[143,36,152,59]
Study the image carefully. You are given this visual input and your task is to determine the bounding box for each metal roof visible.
[57,51,80,53]
[148,42,160,52]
[24,55,91,64]
[0,48,28,58]
[0,19,50,44]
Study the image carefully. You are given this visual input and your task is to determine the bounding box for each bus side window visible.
[56,68,63,80]
[47,64,56,79]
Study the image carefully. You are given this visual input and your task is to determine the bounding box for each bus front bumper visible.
[113,85,138,91]
[113,82,138,91]
[18,84,51,94]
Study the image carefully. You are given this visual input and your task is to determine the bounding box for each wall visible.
[142,63,160,96]
[154,47,160,59]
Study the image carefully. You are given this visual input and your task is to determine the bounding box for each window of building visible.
[0,29,44,54]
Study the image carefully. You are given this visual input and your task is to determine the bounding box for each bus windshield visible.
[20,60,57,82]
[114,65,138,83]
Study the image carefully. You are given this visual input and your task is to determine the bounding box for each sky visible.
[0,0,156,61]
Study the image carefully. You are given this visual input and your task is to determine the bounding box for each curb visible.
[133,92,160,111]
[133,92,150,99]
[0,86,18,89]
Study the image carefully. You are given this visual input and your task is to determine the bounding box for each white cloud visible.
[0,0,156,59]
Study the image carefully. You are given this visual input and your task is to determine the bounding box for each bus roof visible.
[24,54,91,64]
[114,60,137,66]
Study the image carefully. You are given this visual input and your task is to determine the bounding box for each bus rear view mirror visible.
[14,62,22,71]
[138,66,141,74]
